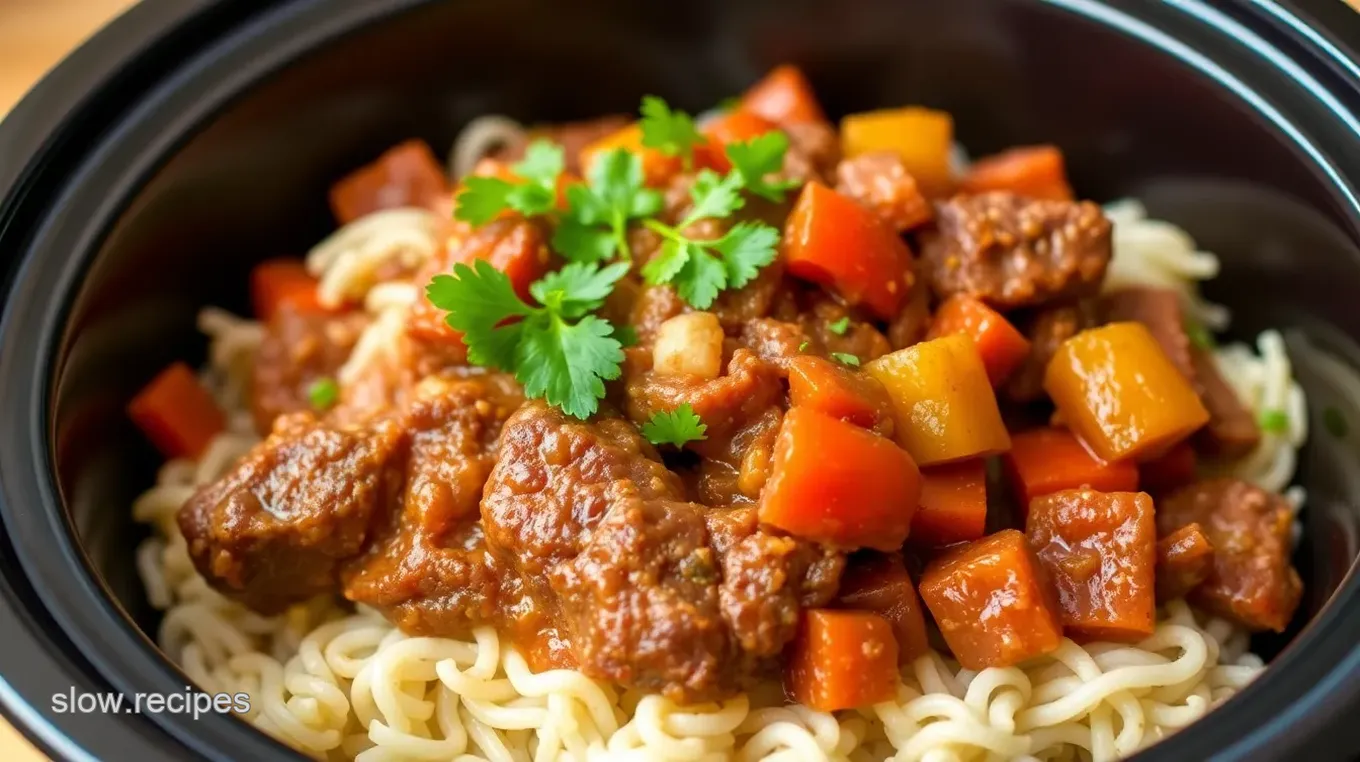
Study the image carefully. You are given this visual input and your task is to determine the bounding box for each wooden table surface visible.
[1,1,138,757]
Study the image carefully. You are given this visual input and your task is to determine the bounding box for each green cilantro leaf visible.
[682,170,745,227]
[673,247,728,309]
[614,325,640,348]
[1259,409,1289,434]
[1186,320,1216,350]
[724,131,800,202]
[639,96,703,169]
[828,317,851,335]
[711,222,778,289]
[554,149,662,263]
[798,341,810,352]
[1324,406,1348,439]
[426,260,625,418]
[641,403,708,447]
[453,140,565,225]
[307,377,339,410]
[831,352,861,367]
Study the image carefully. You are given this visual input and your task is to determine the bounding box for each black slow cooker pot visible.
[1,0,1360,760]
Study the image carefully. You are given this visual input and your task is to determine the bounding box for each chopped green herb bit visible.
[1186,321,1216,350]
[641,403,708,447]
[1323,406,1348,439]
[1258,408,1289,434]
[827,317,851,335]
[639,96,703,169]
[307,377,339,410]
[797,341,811,353]
[831,352,861,367]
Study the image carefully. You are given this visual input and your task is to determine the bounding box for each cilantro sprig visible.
[641,404,708,447]
[554,149,662,263]
[426,260,629,419]
[455,141,564,225]
[639,96,702,170]
[724,131,800,203]
[639,169,779,309]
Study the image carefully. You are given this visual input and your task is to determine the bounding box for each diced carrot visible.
[329,139,451,225]
[1027,489,1157,642]
[786,609,898,711]
[841,107,954,196]
[1046,323,1209,462]
[912,460,988,547]
[1003,428,1139,513]
[959,145,1074,201]
[784,182,913,320]
[760,407,922,550]
[786,355,895,436]
[250,259,328,321]
[865,335,1012,466]
[927,295,1031,385]
[919,530,1064,669]
[578,123,681,187]
[127,363,226,460]
[1140,442,1198,495]
[740,64,826,125]
[836,553,931,664]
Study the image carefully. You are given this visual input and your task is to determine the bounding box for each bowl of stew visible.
[2,1,1360,761]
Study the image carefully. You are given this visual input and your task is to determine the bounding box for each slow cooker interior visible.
[49,0,1360,690]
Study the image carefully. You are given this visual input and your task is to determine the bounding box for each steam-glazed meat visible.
[1191,347,1263,459]
[342,374,525,634]
[1157,478,1301,632]
[179,412,404,613]
[835,151,932,232]
[624,348,783,454]
[922,192,1112,309]
[251,304,369,433]
[1003,301,1095,402]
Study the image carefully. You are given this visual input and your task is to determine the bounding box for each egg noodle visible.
[130,158,1302,761]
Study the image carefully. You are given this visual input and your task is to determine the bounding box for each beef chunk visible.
[1191,347,1263,459]
[1099,287,1195,380]
[779,121,841,186]
[1157,478,1301,631]
[1155,523,1215,602]
[835,151,932,232]
[1003,301,1095,402]
[480,401,682,577]
[251,304,368,433]
[179,413,404,613]
[887,275,934,350]
[553,499,730,701]
[922,192,1112,309]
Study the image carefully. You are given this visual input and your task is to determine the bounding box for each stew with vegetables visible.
[128,65,1304,753]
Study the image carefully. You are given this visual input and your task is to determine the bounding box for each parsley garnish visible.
[1324,406,1348,439]
[307,377,339,410]
[831,352,861,367]
[641,403,708,447]
[427,260,628,419]
[723,131,800,203]
[828,317,851,335]
[1259,409,1289,434]
[553,148,663,263]
[454,140,564,225]
[1186,321,1216,351]
[639,96,703,170]
[798,341,811,353]
[639,169,779,309]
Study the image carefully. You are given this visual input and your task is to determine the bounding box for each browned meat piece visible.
[179,412,405,613]
[712,262,786,333]
[1099,287,1195,380]
[624,348,783,459]
[630,284,687,343]
[922,192,1112,310]
[251,304,368,433]
[740,319,810,368]
[1155,523,1215,602]
[779,121,841,186]
[481,401,683,578]
[835,151,932,232]
[704,506,844,657]
[1157,478,1301,632]
[496,115,632,174]
[1191,347,1263,459]
[1003,301,1095,402]
[800,298,892,363]
[887,275,933,349]
[692,406,784,504]
[553,498,729,700]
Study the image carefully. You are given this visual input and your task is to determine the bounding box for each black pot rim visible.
[1,1,1359,760]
